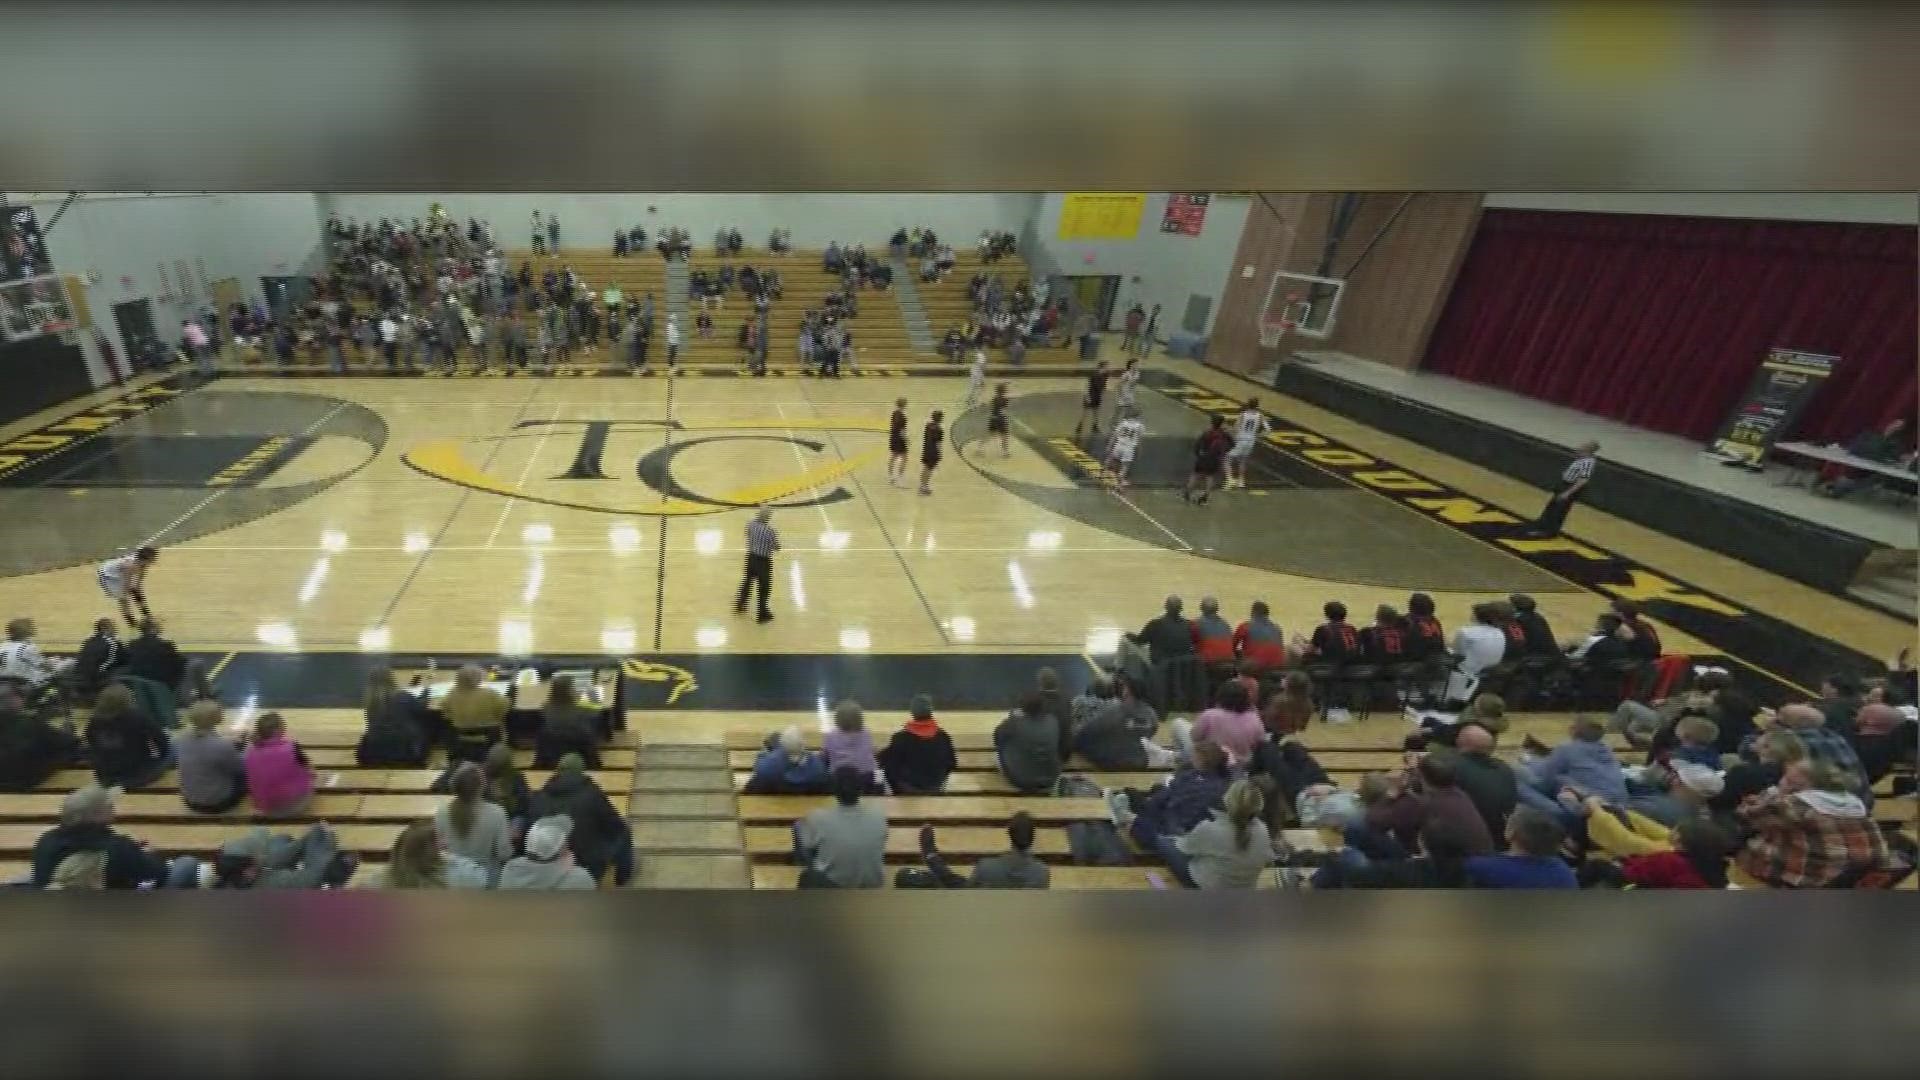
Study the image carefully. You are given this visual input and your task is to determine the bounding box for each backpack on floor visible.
[1054,773,1103,798]
[1068,820,1133,866]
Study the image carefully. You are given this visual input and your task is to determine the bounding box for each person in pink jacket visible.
[243,711,316,818]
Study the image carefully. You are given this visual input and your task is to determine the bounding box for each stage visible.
[1266,352,1915,610]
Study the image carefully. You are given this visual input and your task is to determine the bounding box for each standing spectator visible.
[735,507,780,623]
[181,319,213,379]
[531,754,634,886]
[499,815,598,890]
[1121,304,1146,351]
[243,712,315,819]
[665,314,681,367]
[176,701,248,814]
[530,211,544,255]
[84,684,172,791]
[434,761,514,885]
[791,766,889,889]
[878,694,957,795]
[547,213,560,254]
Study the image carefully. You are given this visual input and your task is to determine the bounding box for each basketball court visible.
[3,346,1902,716]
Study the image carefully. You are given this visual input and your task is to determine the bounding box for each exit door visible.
[1064,275,1121,332]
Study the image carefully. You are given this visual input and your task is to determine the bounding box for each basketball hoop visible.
[1259,317,1294,349]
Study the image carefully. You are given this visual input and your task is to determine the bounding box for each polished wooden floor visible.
[0,353,1908,676]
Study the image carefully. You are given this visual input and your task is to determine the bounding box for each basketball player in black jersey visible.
[887,397,910,486]
[1072,360,1110,440]
[987,383,1011,457]
[919,410,945,495]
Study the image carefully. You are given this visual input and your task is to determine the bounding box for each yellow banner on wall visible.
[1058,193,1147,241]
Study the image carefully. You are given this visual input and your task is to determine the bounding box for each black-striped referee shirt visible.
[745,518,782,558]
[1562,454,1596,486]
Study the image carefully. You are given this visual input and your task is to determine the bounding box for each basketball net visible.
[1259,318,1294,349]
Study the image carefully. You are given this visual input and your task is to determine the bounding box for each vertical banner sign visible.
[2,200,53,282]
[1707,347,1840,468]
[1160,193,1211,236]
[1057,194,1147,241]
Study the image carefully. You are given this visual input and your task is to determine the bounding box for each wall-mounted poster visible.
[1,201,53,282]
[1161,193,1211,236]
[1058,193,1147,241]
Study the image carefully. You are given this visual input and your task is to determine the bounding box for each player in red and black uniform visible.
[1072,360,1110,440]
[1362,605,1412,665]
[1496,601,1529,662]
[887,397,910,486]
[1182,415,1233,505]
[1404,592,1446,661]
[1302,601,1361,665]
[918,410,945,496]
[1612,599,1662,660]
[986,383,1011,457]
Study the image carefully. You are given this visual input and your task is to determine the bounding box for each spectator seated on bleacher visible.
[1107,739,1230,852]
[368,820,489,889]
[1853,701,1917,786]
[768,227,791,254]
[1421,721,1518,840]
[532,676,602,769]
[436,761,515,885]
[1512,715,1631,831]
[823,700,881,789]
[1463,807,1578,889]
[1446,603,1508,705]
[919,255,938,283]
[746,726,832,795]
[613,230,628,257]
[357,666,431,768]
[85,683,172,792]
[243,711,316,819]
[867,260,892,289]
[500,814,598,890]
[123,618,186,714]
[877,694,957,795]
[31,784,199,889]
[1311,819,1480,890]
[430,741,534,828]
[1736,703,1872,807]
[211,823,357,889]
[627,225,647,253]
[823,242,845,274]
[1,618,72,702]
[1571,763,1731,888]
[442,664,508,763]
[1161,778,1269,889]
[1246,738,1333,833]
[531,754,634,886]
[176,701,247,814]
[889,227,909,260]
[1262,670,1314,738]
[68,618,127,700]
[1187,678,1264,768]
[935,244,956,276]
[1364,756,1498,859]
[791,765,888,889]
[994,693,1063,795]
[1736,759,1894,888]
[907,815,1049,889]
[0,683,84,793]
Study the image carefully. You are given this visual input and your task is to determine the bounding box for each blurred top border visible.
[2,3,1919,190]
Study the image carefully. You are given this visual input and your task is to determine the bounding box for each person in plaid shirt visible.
[1737,703,1873,808]
[1735,760,1891,888]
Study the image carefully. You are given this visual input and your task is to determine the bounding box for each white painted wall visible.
[317,193,1045,252]
[1482,192,1917,225]
[5,193,324,385]
[1025,194,1251,336]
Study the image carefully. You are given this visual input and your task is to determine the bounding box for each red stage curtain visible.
[1421,210,1917,445]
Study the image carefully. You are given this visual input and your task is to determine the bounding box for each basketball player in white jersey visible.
[1110,358,1141,428]
[964,349,988,407]
[1105,410,1146,489]
[1225,397,1271,489]
[98,546,159,629]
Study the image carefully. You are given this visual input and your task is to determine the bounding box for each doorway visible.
[1064,275,1120,331]
[112,298,156,350]
[260,275,313,321]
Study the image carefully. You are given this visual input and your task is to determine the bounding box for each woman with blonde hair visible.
[176,700,247,813]
[48,850,108,890]
[376,820,488,889]
[1167,777,1271,889]
[242,711,315,818]
[433,761,513,884]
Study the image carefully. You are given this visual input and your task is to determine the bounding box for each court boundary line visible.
[140,402,349,549]
[652,368,675,650]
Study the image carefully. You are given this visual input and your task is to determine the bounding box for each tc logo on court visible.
[403,416,891,516]
[620,657,699,705]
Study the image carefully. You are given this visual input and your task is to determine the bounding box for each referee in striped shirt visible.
[736,507,781,623]
[1528,440,1599,538]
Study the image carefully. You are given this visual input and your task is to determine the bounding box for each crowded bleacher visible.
[4,589,1912,890]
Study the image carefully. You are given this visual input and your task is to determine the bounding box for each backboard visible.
[1259,270,1345,343]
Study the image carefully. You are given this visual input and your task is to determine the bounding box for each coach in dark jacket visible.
[69,619,127,697]
[123,619,186,690]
